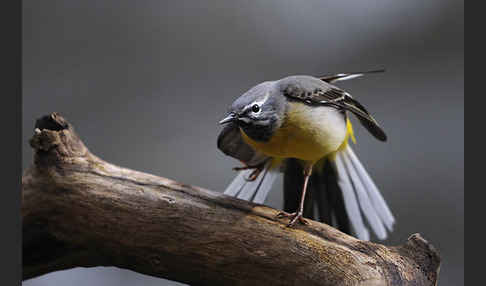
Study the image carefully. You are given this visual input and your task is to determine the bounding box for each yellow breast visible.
[241,102,351,162]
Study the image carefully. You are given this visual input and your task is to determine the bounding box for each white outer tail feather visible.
[224,160,279,204]
[332,146,395,240]
[224,170,250,196]
[346,147,395,230]
[333,154,370,240]
[341,149,387,239]
[253,169,279,204]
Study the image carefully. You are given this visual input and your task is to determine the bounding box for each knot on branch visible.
[29,113,89,166]
[397,234,441,285]
[35,112,69,131]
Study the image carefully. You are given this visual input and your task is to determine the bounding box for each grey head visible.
[219,81,286,142]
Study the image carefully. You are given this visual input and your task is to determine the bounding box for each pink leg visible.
[277,164,313,227]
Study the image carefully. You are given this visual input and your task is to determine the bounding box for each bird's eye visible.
[251,104,260,113]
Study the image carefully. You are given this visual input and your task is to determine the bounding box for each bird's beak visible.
[219,113,237,125]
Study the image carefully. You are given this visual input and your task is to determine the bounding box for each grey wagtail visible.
[217,70,395,240]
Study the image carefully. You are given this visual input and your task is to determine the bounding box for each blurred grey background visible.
[22,0,463,285]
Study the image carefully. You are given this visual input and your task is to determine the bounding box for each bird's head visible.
[219,81,285,142]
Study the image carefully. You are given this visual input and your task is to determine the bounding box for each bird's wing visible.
[217,122,270,166]
[319,69,385,83]
[282,78,387,141]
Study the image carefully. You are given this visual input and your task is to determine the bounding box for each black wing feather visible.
[340,97,387,141]
[282,80,387,141]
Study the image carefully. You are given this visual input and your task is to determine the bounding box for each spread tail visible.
[224,147,394,241]
[283,146,394,241]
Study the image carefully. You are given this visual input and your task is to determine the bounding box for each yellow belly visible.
[241,102,352,162]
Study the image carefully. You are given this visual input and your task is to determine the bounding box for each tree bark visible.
[22,112,441,286]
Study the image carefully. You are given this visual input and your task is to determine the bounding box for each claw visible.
[287,214,309,227]
[276,211,291,219]
[233,165,251,171]
[232,160,268,181]
[276,211,308,227]
[245,168,262,181]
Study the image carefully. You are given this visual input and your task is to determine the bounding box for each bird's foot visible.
[276,211,309,227]
[232,161,267,181]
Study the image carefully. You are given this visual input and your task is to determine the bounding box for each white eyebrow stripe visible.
[244,92,271,111]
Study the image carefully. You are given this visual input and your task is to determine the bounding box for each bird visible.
[217,69,395,241]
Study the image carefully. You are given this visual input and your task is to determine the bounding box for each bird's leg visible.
[233,159,269,181]
[277,164,313,227]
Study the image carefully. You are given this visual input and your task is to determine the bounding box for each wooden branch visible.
[22,113,441,286]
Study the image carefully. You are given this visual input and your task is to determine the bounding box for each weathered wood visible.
[22,112,441,285]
